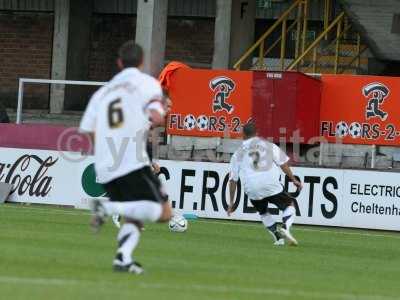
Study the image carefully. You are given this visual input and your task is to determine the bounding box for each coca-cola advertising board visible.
[0,147,84,205]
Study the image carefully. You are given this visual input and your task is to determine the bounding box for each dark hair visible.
[118,40,144,68]
[243,121,256,139]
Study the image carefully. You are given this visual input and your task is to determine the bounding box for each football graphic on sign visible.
[197,115,209,131]
[335,121,349,138]
[184,114,197,130]
[349,122,362,138]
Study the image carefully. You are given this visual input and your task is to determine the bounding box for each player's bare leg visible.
[158,201,172,222]
[89,199,107,233]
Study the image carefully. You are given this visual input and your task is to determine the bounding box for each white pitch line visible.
[197,219,400,240]
[139,282,398,300]
[0,276,82,286]
[1,205,91,216]
[2,205,400,240]
[0,276,396,300]
[294,226,400,239]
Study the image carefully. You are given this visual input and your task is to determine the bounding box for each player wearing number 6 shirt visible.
[227,122,303,246]
[80,41,172,274]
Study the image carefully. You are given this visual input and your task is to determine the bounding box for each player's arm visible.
[146,101,165,126]
[227,153,240,216]
[79,130,95,156]
[86,132,95,149]
[143,80,167,127]
[151,93,172,127]
[272,143,303,191]
[280,163,302,190]
[228,179,237,216]
[151,162,161,174]
[79,94,98,154]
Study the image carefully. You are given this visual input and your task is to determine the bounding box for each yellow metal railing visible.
[233,0,304,70]
[254,18,299,70]
[234,0,335,71]
[300,20,352,73]
[339,43,368,74]
[323,0,331,40]
[234,0,366,75]
[287,12,367,74]
[287,11,345,71]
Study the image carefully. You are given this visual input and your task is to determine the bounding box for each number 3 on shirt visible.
[249,151,261,169]
[108,99,124,128]
[249,147,273,172]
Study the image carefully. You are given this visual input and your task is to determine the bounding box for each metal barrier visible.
[16,78,106,124]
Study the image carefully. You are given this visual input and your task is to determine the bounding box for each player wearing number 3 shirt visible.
[227,122,303,246]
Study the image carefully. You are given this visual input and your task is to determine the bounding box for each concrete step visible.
[367,156,393,169]
[303,44,368,58]
[322,144,372,156]
[298,66,359,74]
[170,136,194,151]
[341,156,367,168]
[252,65,365,74]
[302,55,368,67]
[336,44,364,53]
[217,139,242,154]
[170,136,221,151]
[8,110,82,127]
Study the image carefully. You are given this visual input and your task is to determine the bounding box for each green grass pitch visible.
[0,203,399,300]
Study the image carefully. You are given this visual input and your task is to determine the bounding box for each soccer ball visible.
[184,114,196,130]
[168,215,188,233]
[197,115,209,131]
[349,122,362,138]
[335,121,349,138]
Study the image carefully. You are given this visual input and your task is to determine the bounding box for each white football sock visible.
[260,213,276,228]
[260,213,281,242]
[282,206,296,231]
[116,223,140,265]
[102,200,162,223]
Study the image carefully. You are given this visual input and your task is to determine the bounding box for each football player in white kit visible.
[111,94,172,230]
[80,41,172,274]
[227,122,303,246]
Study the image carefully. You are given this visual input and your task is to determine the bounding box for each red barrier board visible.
[320,75,400,145]
[167,69,253,138]
[253,71,321,143]
[0,124,91,152]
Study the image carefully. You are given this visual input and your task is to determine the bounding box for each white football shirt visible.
[80,68,163,183]
[229,137,289,200]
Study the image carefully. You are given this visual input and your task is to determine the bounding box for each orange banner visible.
[320,74,400,145]
[167,69,253,138]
